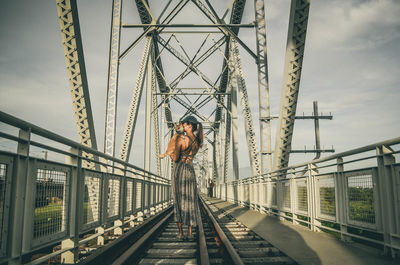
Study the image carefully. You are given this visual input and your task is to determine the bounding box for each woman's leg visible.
[177,222,183,237]
[187,225,192,237]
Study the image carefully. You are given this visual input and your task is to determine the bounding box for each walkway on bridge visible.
[204,196,398,265]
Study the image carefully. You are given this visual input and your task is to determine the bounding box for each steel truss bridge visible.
[0,0,399,264]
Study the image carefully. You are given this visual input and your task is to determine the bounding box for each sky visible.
[0,0,399,178]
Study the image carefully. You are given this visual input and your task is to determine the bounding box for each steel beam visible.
[119,38,151,162]
[213,0,246,131]
[254,0,272,173]
[56,0,98,169]
[104,0,123,159]
[229,39,261,177]
[229,74,240,181]
[223,94,231,184]
[151,54,162,176]
[123,23,254,28]
[135,0,174,128]
[273,0,310,171]
[144,52,152,172]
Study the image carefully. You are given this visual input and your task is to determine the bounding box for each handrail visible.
[238,136,400,181]
[0,110,168,182]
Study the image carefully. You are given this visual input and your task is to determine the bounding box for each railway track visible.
[81,196,296,265]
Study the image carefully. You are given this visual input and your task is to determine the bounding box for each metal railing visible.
[0,111,172,264]
[217,137,400,257]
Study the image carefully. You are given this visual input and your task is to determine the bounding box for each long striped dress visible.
[171,140,200,226]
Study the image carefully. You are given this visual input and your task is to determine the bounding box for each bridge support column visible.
[376,145,399,257]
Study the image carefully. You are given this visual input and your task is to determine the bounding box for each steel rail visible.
[25,206,173,265]
[197,198,210,265]
[199,197,245,265]
[105,195,210,265]
[111,212,173,265]
[78,206,173,265]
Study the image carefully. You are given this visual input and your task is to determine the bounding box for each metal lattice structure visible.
[56,0,315,191]
[254,0,272,173]
[56,0,98,169]
[229,39,262,177]
[273,0,311,171]
[104,0,122,158]
[119,38,151,162]
[2,1,400,263]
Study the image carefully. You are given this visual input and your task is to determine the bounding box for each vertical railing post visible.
[277,180,284,221]
[376,145,398,257]
[289,169,297,225]
[61,148,81,263]
[8,129,31,265]
[336,157,351,242]
[265,178,271,214]
[136,178,144,222]
[97,172,108,246]
[258,177,262,212]
[308,163,321,232]
[130,179,136,228]
[113,165,125,236]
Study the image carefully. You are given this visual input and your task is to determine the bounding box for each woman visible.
[169,115,203,239]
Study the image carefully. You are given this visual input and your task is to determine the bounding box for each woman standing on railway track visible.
[169,115,203,240]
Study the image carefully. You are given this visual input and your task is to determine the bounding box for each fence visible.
[219,137,400,257]
[0,111,172,264]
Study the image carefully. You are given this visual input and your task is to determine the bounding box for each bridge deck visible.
[204,196,398,265]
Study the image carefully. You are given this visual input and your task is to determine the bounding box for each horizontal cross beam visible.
[122,23,255,28]
[260,115,333,121]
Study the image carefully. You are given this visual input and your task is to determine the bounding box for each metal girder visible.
[229,76,240,181]
[212,0,246,130]
[212,133,219,183]
[167,36,226,90]
[157,36,229,112]
[273,0,310,171]
[229,39,261,177]
[135,0,152,24]
[135,0,174,128]
[223,93,231,184]
[119,37,152,162]
[56,0,98,169]
[157,36,216,90]
[144,51,152,172]
[151,54,162,176]
[104,0,122,158]
[254,0,272,173]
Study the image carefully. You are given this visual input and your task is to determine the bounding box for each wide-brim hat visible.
[181,115,198,125]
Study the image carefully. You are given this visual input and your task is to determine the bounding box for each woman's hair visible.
[196,123,203,148]
[187,121,203,148]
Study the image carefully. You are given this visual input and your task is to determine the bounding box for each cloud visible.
[1,0,399,174]
[309,0,400,50]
